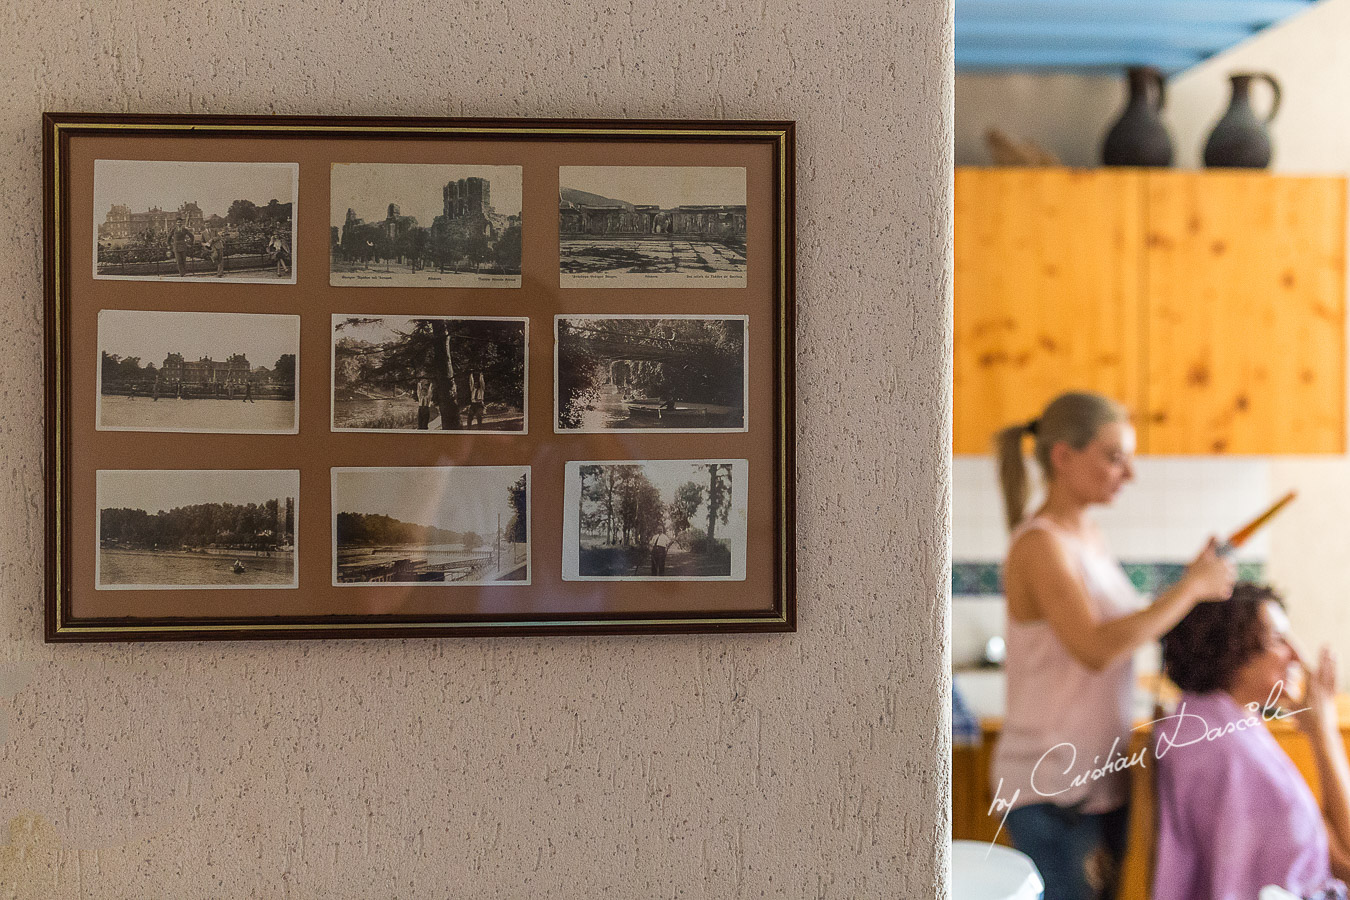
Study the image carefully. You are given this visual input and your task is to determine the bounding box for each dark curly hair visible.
[1161,582,1283,694]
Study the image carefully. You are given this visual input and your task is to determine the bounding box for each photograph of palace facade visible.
[99,201,205,242]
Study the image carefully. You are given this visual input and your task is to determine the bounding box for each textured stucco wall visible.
[0,2,954,896]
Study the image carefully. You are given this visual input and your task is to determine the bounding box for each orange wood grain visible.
[1143,170,1347,454]
[954,167,1146,455]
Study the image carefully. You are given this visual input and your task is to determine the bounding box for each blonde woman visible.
[992,391,1235,900]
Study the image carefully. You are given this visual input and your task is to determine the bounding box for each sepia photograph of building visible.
[94,160,297,283]
[330,163,522,287]
[555,315,747,432]
[97,310,299,433]
[96,469,298,590]
[333,466,529,586]
[562,459,748,581]
[559,166,747,287]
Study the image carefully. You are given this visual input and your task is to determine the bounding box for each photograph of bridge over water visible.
[562,459,748,582]
[96,469,298,590]
[94,160,297,284]
[555,315,747,432]
[330,163,522,288]
[332,466,530,586]
[97,310,299,434]
[332,315,527,433]
[559,166,746,287]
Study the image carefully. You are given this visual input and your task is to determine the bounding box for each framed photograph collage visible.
[43,113,795,640]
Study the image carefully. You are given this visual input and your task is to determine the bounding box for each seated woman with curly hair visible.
[1155,583,1350,900]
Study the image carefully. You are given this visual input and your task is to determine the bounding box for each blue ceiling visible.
[955,0,1322,75]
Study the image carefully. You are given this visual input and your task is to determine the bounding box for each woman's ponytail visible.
[995,421,1036,531]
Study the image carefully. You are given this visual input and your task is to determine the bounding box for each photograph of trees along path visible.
[333,316,526,432]
[556,317,746,431]
[333,467,528,585]
[330,164,522,287]
[575,461,742,578]
[97,470,297,588]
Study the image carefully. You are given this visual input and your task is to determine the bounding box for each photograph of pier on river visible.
[97,469,297,590]
[562,459,748,581]
[333,466,529,586]
[98,310,298,433]
[559,166,746,288]
[555,316,746,432]
[332,315,527,433]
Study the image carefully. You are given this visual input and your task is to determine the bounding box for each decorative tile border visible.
[952,561,1266,598]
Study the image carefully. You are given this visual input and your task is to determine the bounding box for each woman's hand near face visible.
[1293,645,1340,741]
[1182,538,1237,604]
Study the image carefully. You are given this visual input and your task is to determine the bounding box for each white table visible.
[952,839,1043,900]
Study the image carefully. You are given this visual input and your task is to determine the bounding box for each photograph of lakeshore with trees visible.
[98,310,298,433]
[563,460,747,581]
[556,315,746,432]
[94,160,297,283]
[96,470,298,589]
[333,467,529,586]
[330,163,522,288]
[332,315,526,432]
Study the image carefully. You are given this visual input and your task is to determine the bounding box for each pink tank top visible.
[991,517,1142,814]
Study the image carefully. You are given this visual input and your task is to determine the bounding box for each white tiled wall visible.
[953,456,1272,563]
[952,455,1273,668]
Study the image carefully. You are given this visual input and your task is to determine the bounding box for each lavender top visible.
[1154,691,1347,900]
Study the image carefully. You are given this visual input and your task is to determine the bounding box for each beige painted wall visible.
[956,73,1123,167]
[0,1,954,897]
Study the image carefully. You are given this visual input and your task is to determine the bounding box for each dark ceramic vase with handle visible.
[1203,73,1282,169]
[1102,66,1173,167]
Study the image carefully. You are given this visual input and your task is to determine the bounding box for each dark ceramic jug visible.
[1102,66,1173,167]
[1203,73,1282,169]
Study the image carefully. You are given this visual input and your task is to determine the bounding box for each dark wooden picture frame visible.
[44,113,796,641]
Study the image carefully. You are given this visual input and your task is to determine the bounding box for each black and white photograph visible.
[332,315,527,432]
[559,166,747,287]
[330,163,522,287]
[562,459,748,581]
[94,160,297,283]
[332,467,530,586]
[97,310,299,434]
[555,315,747,432]
[96,469,298,590]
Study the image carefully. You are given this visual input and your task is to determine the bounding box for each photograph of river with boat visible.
[332,315,527,433]
[96,469,298,589]
[562,459,748,581]
[555,315,747,433]
[333,466,529,586]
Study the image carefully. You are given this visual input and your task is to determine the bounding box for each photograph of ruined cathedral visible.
[559,166,747,288]
[330,163,522,288]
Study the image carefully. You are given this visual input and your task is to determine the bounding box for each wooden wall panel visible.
[1144,171,1346,454]
[954,168,1145,454]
